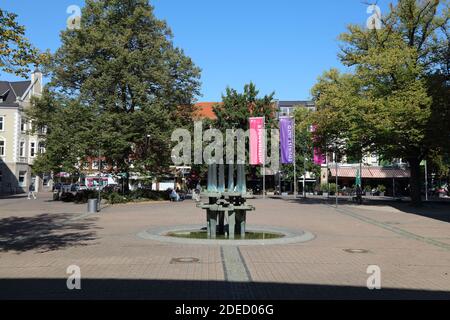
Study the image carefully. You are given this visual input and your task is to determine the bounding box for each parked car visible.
[70,184,87,192]
[53,183,71,192]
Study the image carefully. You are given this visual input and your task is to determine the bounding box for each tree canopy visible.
[0,8,43,77]
[311,0,449,205]
[29,0,201,184]
[213,82,276,131]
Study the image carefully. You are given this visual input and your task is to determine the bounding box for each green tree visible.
[312,0,449,206]
[187,83,276,185]
[33,0,201,190]
[0,8,42,77]
[27,89,96,176]
[213,82,276,131]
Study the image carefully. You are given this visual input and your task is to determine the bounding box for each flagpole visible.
[425,160,428,201]
[293,116,297,197]
[263,116,266,199]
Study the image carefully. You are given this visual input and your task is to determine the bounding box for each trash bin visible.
[88,199,98,213]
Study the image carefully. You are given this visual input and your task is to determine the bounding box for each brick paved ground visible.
[0,192,449,299]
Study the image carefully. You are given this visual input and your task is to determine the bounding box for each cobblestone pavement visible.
[0,193,449,299]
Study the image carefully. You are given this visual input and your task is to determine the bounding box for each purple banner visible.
[280,117,294,164]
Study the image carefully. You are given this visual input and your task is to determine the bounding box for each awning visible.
[329,167,410,179]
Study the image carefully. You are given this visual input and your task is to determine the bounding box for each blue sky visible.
[1,0,392,101]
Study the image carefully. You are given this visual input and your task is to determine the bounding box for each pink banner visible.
[314,148,326,165]
[311,125,326,165]
[249,117,265,165]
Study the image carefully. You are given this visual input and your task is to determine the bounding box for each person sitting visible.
[176,188,186,201]
[170,189,180,202]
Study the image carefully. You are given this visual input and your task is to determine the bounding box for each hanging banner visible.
[314,148,326,165]
[249,117,265,165]
[310,125,326,165]
[280,117,294,164]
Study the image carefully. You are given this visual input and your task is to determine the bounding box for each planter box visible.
[323,192,329,197]
[365,192,371,196]
[380,192,385,197]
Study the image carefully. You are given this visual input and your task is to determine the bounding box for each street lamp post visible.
[97,145,101,212]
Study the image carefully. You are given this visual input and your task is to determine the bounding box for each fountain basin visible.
[137,225,315,246]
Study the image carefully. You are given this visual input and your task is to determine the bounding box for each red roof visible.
[195,102,220,120]
[329,167,410,179]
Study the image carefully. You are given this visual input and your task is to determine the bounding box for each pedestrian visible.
[170,189,180,202]
[28,183,37,200]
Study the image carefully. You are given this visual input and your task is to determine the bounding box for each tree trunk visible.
[408,158,422,207]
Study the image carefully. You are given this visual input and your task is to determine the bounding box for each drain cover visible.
[170,257,200,264]
[343,249,370,254]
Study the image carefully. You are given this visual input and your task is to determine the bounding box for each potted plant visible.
[321,184,329,197]
[364,185,372,196]
[377,185,386,197]
[314,185,321,196]
[329,183,337,196]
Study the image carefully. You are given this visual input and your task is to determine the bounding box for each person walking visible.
[28,183,37,200]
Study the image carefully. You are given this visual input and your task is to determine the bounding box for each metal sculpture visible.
[197,163,255,239]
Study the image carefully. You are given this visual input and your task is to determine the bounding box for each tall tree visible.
[35,0,201,189]
[213,82,276,131]
[27,90,96,176]
[0,8,42,77]
[312,0,449,206]
[212,82,276,181]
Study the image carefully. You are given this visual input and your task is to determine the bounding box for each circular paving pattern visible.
[137,225,315,246]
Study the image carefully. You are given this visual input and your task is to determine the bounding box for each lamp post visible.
[97,145,101,212]
[425,160,429,202]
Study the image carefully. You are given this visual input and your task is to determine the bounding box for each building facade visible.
[0,70,45,195]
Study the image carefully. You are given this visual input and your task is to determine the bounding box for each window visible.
[38,142,45,154]
[92,160,99,170]
[0,139,5,157]
[19,141,25,157]
[30,142,36,157]
[21,118,27,133]
[0,116,4,131]
[18,171,26,187]
[38,126,47,135]
[280,107,291,116]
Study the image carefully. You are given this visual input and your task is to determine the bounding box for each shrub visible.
[105,192,127,204]
[329,183,338,194]
[377,185,386,193]
[74,190,98,204]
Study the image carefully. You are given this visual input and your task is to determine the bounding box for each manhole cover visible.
[170,257,200,264]
[343,249,370,254]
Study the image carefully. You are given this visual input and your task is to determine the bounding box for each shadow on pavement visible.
[275,197,450,224]
[0,278,449,300]
[0,195,28,200]
[0,213,100,253]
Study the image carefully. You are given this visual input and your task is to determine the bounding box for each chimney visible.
[31,67,43,96]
